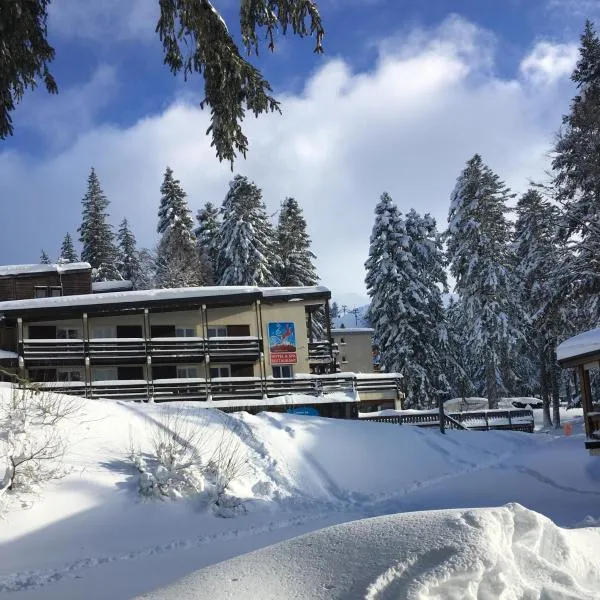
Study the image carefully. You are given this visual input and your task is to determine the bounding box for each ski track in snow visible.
[0,424,563,595]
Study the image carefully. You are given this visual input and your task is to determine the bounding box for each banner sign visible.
[268,322,297,365]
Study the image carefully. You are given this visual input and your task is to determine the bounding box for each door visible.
[117,325,143,338]
[151,325,175,337]
[117,366,144,380]
[28,325,57,339]
[227,325,250,336]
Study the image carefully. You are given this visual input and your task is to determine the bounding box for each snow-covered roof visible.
[557,328,600,362]
[331,328,374,334]
[0,285,331,315]
[92,280,133,293]
[0,262,91,277]
[260,286,330,299]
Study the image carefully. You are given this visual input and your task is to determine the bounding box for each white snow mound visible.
[137,503,600,600]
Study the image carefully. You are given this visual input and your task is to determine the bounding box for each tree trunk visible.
[486,354,498,410]
[551,359,561,429]
[539,338,552,428]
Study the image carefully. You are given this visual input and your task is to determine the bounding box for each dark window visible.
[273,365,293,378]
[151,325,175,337]
[118,366,144,380]
[28,368,56,382]
[34,286,49,298]
[50,287,62,297]
[117,325,143,338]
[28,325,57,339]
[231,364,254,377]
[152,365,177,380]
[227,324,250,336]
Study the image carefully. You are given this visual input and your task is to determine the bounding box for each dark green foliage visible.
[39,249,51,264]
[0,0,57,139]
[59,233,78,263]
[117,218,141,282]
[195,202,220,282]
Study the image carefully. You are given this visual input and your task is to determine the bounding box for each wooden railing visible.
[23,339,85,362]
[206,337,261,360]
[88,339,146,362]
[149,337,206,360]
[362,409,535,433]
[308,341,336,363]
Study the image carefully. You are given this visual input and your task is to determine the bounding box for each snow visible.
[141,504,600,600]
[557,327,600,361]
[91,280,133,293]
[0,389,598,600]
[0,262,91,277]
[331,327,374,334]
[0,285,330,313]
[0,350,18,359]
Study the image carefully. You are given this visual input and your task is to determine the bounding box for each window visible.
[176,327,196,338]
[118,366,144,380]
[50,287,62,297]
[93,367,117,381]
[210,365,231,378]
[207,327,227,338]
[57,328,79,339]
[340,337,346,345]
[342,356,348,364]
[273,365,294,378]
[57,369,82,382]
[177,366,198,379]
[92,326,115,339]
[34,286,49,298]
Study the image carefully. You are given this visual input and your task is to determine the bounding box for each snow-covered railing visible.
[362,408,535,433]
[149,337,206,359]
[206,337,261,359]
[23,339,85,361]
[88,339,146,361]
[307,341,337,363]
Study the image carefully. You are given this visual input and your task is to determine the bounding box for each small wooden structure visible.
[556,328,600,454]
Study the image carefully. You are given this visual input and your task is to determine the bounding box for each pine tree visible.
[553,21,600,322]
[330,301,340,319]
[276,197,319,287]
[39,250,50,264]
[116,218,141,282]
[195,202,220,282]
[78,168,121,282]
[59,232,78,263]
[446,154,519,408]
[155,167,207,288]
[216,175,280,286]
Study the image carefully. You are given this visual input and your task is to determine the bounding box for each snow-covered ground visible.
[0,389,598,600]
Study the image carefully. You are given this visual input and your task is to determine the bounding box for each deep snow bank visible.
[137,503,600,600]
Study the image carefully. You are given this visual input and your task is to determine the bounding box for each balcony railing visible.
[206,336,261,361]
[88,338,146,362]
[21,336,262,364]
[23,339,85,362]
[308,341,338,363]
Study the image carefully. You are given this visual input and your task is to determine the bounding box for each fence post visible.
[507,410,512,430]
[439,399,446,435]
[484,411,489,430]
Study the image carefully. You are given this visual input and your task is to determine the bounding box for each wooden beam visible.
[579,364,593,438]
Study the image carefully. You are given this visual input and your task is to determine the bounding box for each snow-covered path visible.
[0,396,596,600]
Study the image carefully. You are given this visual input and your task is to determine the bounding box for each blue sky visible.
[0,0,597,302]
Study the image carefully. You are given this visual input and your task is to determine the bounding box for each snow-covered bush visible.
[129,407,248,512]
[0,384,78,501]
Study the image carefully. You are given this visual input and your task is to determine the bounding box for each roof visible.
[331,328,374,334]
[92,280,134,293]
[0,262,91,278]
[0,285,331,319]
[557,328,600,365]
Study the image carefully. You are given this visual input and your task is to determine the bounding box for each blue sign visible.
[287,406,319,416]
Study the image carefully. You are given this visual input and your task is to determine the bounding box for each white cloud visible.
[48,0,159,42]
[0,17,576,299]
[520,41,578,84]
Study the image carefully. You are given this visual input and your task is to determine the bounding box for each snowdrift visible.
[138,503,600,600]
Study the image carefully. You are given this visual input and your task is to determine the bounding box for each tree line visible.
[41,168,319,293]
[366,20,600,426]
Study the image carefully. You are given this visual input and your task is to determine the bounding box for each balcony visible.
[23,339,84,364]
[308,341,337,364]
[88,338,147,363]
[207,337,261,362]
[150,337,206,362]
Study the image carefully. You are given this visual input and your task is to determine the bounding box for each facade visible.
[332,328,375,373]
[0,264,401,417]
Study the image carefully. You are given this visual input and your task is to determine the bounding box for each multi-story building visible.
[0,263,401,417]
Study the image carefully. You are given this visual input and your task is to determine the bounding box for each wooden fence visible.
[361,408,535,433]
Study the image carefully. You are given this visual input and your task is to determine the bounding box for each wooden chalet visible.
[557,328,600,454]
[0,263,401,416]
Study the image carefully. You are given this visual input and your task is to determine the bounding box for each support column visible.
[324,300,334,372]
[16,317,24,379]
[255,299,267,398]
[202,305,212,401]
[144,309,151,402]
[579,364,593,438]
[82,313,90,398]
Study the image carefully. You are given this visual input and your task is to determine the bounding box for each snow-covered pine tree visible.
[552,20,600,323]
[78,168,121,282]
[275,197,318,286]
[155,167,208,288]
[59,233,78,263]
[330,302,340,320]
[116,218,141,283]
[195,202,220,283]
[446,154,519,408]
[216,175,280,286]
[39,250,50,264]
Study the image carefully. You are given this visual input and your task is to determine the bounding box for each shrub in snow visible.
[129,408,248,511]
[0,384,78,501]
